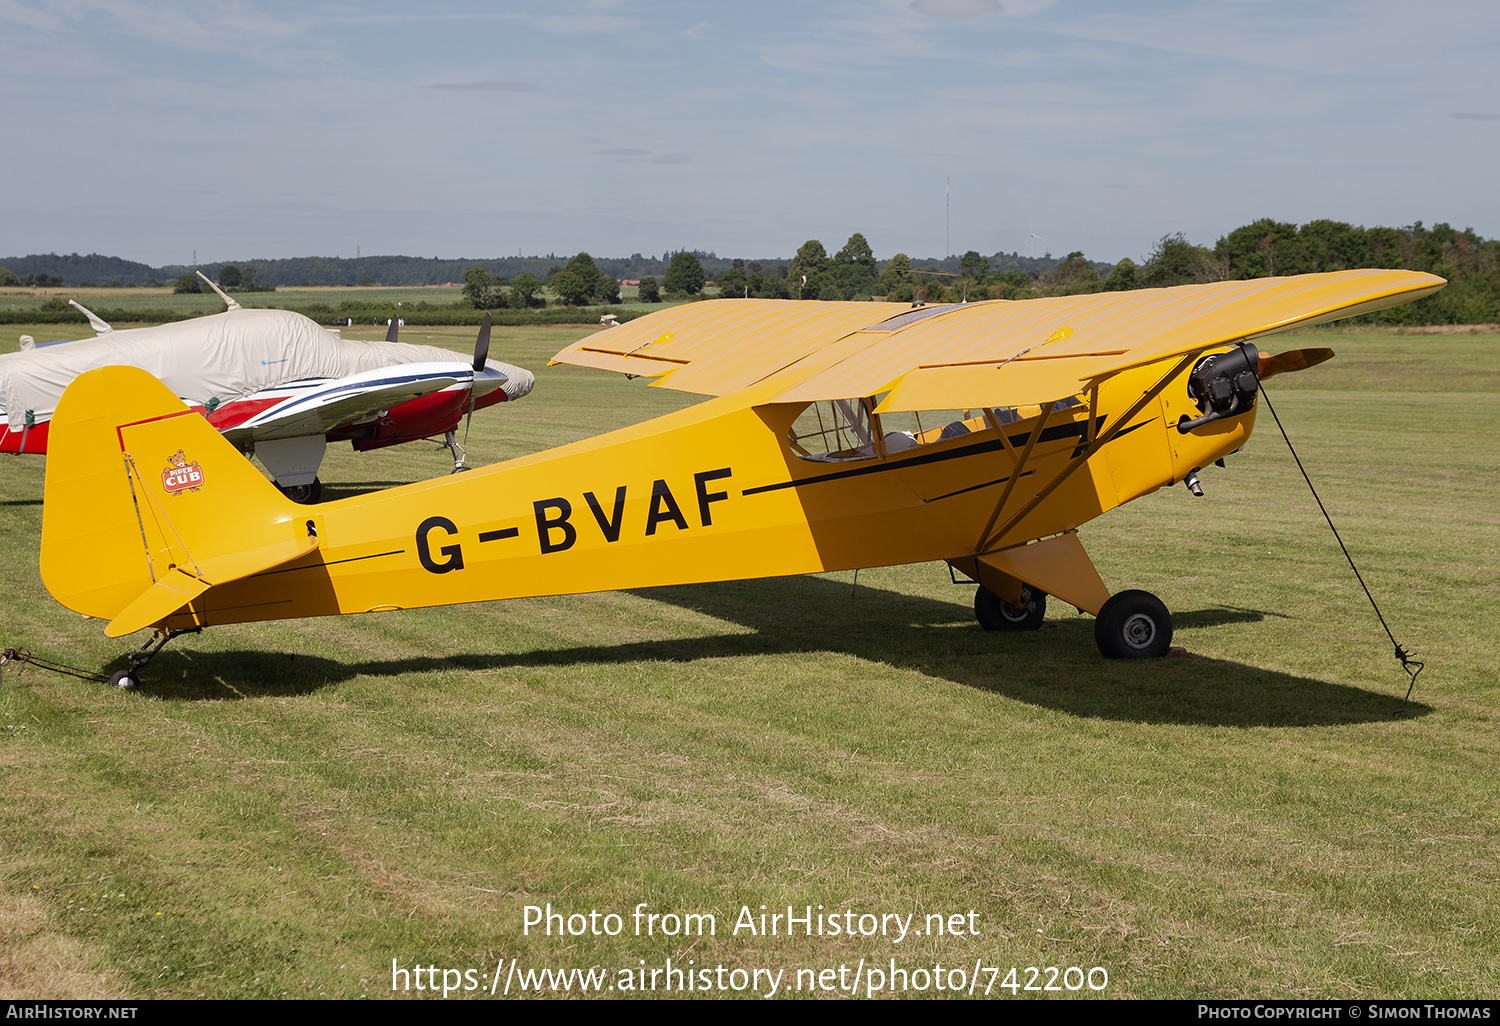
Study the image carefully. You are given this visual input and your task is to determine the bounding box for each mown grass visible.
[0,326,1495,999]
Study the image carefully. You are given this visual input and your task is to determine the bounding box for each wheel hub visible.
[1122,613,1157,649]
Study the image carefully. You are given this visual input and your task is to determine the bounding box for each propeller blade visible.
[460,312,493,452]
[473,312,492,373]
[1258,347,1335,381]
[385,318,399,343]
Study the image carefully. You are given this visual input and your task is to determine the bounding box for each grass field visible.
[1,324,1496,999]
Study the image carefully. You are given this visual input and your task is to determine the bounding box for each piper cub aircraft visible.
[2,286,534,502]
[38,269,1442,686]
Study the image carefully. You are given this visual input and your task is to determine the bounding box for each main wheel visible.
[1094,590,1172,659]
[108,670,139,690]
[277,477,322,504]
[975,585,1047,631]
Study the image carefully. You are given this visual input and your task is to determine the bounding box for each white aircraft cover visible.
[0,309,534,421]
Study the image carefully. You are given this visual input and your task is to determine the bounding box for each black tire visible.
[1094,590,1172,659]
[108,670,139,690]
[277,477,322,504]
[975,585,1047,631]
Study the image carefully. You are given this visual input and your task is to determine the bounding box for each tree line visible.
[692,220,1499,325]
[7,218,1499,324]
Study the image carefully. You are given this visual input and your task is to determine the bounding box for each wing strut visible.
[975,400,1056,553]
[979,352,1199,554]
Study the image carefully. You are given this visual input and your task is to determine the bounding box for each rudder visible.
[41,366,315,636]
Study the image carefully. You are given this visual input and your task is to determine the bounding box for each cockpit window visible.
[788,395,1086,463]
[788,399,879,461]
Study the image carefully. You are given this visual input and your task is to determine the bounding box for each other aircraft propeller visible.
[450,312,493,472]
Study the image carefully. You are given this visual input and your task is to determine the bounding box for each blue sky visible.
[2,0,1496,266]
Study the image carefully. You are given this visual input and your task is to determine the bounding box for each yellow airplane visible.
[38,269,1443,688]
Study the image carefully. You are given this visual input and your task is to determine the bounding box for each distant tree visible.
[1295,219,1368,272]
[1038,251,1101,296]
[1213,218,1302,278]
[880,253,913,296]
[637,276,661,303]
[663,252,705,296]
[831,233,879,299]
[748,272,790,299]
[509,271,544,308]
[174,273,202,294]
[594,276,621,304]
[1102,257,1138,292]
[551,268,593,305]
[959,250,989,281]
[565,252,603,296]
[715,266,749,298]
[789,240,831,299]
[359,276,376,287]
[837,233,877,272]
[1139,233,1214,288]
[218,264,242,288]
[239,266,270,291]
[463,267,496,309]
[0,267,18,286]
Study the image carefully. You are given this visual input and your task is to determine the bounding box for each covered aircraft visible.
[35,269,1443,687]
[2,296,534,502]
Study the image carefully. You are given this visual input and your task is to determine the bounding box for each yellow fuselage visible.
[39,353,1252,635]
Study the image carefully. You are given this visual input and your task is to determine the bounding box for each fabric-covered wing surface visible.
[547,300,908,396]
[551,271,1445,405]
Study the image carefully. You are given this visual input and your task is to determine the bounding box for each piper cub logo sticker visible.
[162,449,205,494]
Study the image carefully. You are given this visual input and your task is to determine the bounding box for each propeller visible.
[460,312,493,456]
[1258,347,1334,381]
[472,312,491,373]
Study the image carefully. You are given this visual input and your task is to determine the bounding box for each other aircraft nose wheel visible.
[1094,590,1172,659]
[975,585,1048,631]
[276,478,322,504]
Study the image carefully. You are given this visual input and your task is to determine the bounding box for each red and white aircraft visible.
[0,283,533,502]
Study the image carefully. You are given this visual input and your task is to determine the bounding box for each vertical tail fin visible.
[41,367,317,636]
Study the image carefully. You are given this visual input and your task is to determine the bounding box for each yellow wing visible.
[552,270,1445,406]
[549,299,886,396]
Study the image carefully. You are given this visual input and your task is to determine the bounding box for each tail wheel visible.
[975,586,1047,631]
[277,477,322,504]
[1094,590,1172,659]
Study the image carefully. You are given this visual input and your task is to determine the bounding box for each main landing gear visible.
[974,585,1173,659]
[276,477,322,504]
[1093,590,1173,659]
[975,585,1047,631]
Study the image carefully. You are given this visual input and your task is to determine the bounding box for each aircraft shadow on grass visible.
[131,574,1427,727]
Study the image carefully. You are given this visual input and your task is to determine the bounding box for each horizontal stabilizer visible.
[105,532,320,637]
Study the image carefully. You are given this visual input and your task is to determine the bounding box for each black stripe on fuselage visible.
[251,548,406,578]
